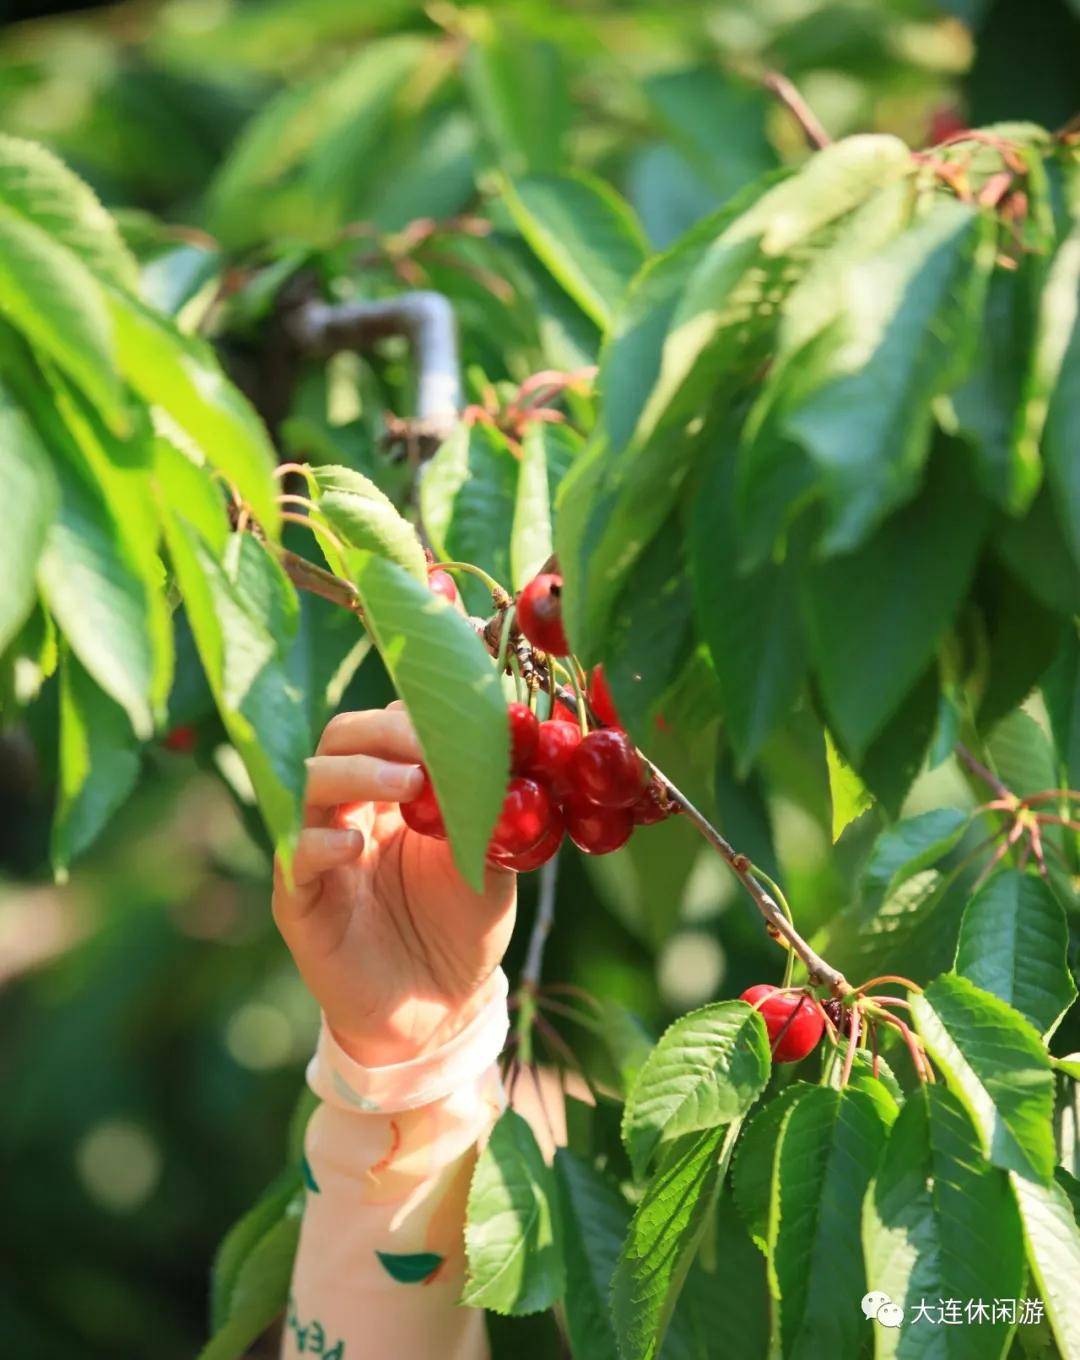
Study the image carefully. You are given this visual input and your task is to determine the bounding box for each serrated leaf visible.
[861,808,970,908]
[344,551,507,892]
[509,423,578,590]
[502,172,648,329]
[0,208,126,429]
[1037,225,1080,571]
[0,134,138,290]
[612,1123,737,1360]
[622,1001,771,1177]
[801,443,986,759]
[912,974,1056,1183]
[51,649,140,875]
[420,422,518,609]
[955,870,1076,1038]
[553,1150,628,1360]
[863,1085,1025,1360]
[463,1109,563,1315]
[110,291,278,534]
[312,464,426,582]
[767,1086,892,1360]
[733,1085,813,1253]
[0,390,56,653]
[1011,1171,1080,1360]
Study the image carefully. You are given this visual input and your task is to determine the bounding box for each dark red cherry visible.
[400,769,446,839]
[563,796,633,855]
[525,720,582,798]
[570,728,645,808]
[508,702,539,772]
[490,776,554,857]
[491,811,565,872]
[587,664,621,727]
[517,573,570,656]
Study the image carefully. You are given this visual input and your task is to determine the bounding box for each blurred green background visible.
[0,0,1078,1355]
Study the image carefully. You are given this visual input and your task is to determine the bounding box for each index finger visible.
[316,707,422,761]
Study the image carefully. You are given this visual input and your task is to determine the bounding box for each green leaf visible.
[622,1000,771,1177]
[0,208,126,430]
[0,134,138,290]
[861,808,970,907]
[863,1085,1025,1360]
[825,728,873,841]
[1043,627,1080,791]
[1037,225,1080,571]
[463,1109,563,1315]
[955,870,1076,1037]
[509,423,578,590]
[612,1123,738,1360]
[464,17,568,175]
[767,1086,892,1360]
[152,436,230,555]
[110,291,279,534]
[732,1086,813,1252]
[553,1150,628,1360]
[1011,1171,1080,1360]
[51,650,140,876]
[198,1190,302,1360]
[800,444,987,758]
[210,1166,302,1333]
[502,172,649,330]
[912,974,1056,1183]
[420,422,518,608]
[0,391,56,653]
[345,552,507,890]
[311,464,427,583]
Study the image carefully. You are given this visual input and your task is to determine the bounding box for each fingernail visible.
[380,763,423,799]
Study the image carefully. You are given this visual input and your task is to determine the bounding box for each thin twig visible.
[762,71,831,150]
[955,742,1014,802]
[521,853,560,989]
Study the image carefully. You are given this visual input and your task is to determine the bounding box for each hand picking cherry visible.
[508,702,539,771]
[740,985,824,1063]
[400,769,447,839]
[428,568,458,603]
[563,796,633,855]
[517,573,570,656]
[571,728,645,808]
[489,776,554,857]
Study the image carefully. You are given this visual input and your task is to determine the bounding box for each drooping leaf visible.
[612,1123,738,1360]
[341,551,508,891]
[1036,224,1080,571]
[767,1086,893,1360]
[1043,626,1080,791]
[553,1150,628,1360]
[800,444,987,758]
[210,1166,303,1333]
[311,464,427,582]
[463,1110,563,1315]
[51,649,141,876]
[0,389,56,653]
[622,1000,771,1177]
[860,808,970,908]
[509,423,578,590]
[502,172,649,330]
[912,974,1056,1183]
[863,1085,1025,1360]
[732,1085,813,1252]
[954,870,1076,1037]
[1010,1171,1080,1360]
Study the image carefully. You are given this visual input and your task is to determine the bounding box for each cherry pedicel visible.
[571,728,645,808]
[525,719,583,798]
[491,811,565,872]
[563,796,633,855]
[428,568,458,604]
[517,573,570,657]
[740,985,824,1063]
[508,702,539,772]
[400,769,447,839]
[587,664,621,728]
[490,776,554,857]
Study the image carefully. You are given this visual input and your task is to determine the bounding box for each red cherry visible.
[552,699,578,725]
[571,728,645,809]
[508,702,539,772]
[563,796,633,855]
[490,776,554,857]
[631,780,670,826]
[400,769,447,839]
[517,573,570,656]
[588,664,621,727]
[428,568,457,603]
[525,720,582,797]
[740,986,824,1063]
[491,811,565,872]
[162,724,197,753]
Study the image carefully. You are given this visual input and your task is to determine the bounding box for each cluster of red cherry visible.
[400,571,672,870]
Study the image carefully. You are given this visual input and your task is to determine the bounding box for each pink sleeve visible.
[282,973,509,1360]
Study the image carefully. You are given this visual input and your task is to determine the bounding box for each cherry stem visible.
[856,974,922,995]
[279,512,348,559]
[839,1005,862,1087]
[761,71,831,149]
[955,741,1012,800]
[436,560,505,597]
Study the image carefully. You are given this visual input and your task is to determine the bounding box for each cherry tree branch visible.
[761,71,831,150]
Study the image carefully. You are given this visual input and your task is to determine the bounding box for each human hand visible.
[272,705,517,1066]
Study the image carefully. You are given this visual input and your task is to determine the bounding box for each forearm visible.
[283,973,509,1360]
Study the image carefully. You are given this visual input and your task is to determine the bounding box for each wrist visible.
[327,974,503,1068]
